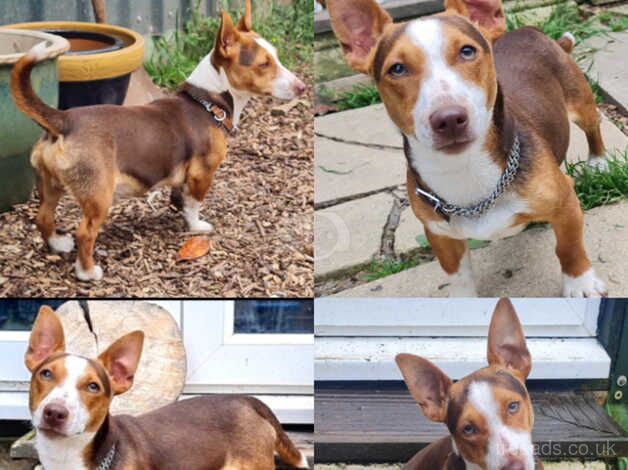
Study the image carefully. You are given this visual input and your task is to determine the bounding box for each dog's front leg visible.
[425,229,478,297]
[550,175,606,297]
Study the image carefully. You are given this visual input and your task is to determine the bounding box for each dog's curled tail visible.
[10,42,67,136]
[249,397,309,468]
[557,32,576,54]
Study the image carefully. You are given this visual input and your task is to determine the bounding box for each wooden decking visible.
[315,385,628,463]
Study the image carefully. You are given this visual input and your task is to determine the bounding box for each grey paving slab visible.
[315,138,406,206]
[334,202,628,297]
[316,192,394,277]
[394,205,425,255]
[315,104,402,148]
[583,32,628,110]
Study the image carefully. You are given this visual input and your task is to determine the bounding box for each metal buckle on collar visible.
[213,108,227,123]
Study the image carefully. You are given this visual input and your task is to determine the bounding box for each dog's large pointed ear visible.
[25,306,66,372]
[237,0,253,32]
[444,0,505,43]
[98,331,144,395]
[217,10,239,57]
[487,298,531,380]
[326,0,392,74]
[396,353,452,422]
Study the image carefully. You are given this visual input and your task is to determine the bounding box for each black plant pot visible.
[44,29,130,109]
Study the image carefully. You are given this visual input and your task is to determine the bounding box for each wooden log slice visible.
[54,300,186,416]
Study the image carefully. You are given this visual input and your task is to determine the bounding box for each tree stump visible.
[54,300,186,416]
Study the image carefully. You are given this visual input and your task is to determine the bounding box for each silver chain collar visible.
[97,443,116,470]
[414,135,521,218]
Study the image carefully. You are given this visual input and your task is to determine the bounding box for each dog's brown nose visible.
[43,403,69,428]
[429,105,469,138]
[293,79,306,96]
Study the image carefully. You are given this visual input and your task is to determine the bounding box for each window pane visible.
[234,300,313,334]
[0,300,65,331]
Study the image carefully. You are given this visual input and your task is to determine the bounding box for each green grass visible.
[146,0,313,90]
[336,84,381,110]
[506,2,609,42]
[362,256,421,282]
[597,10,628,33]
[566,150,628,210]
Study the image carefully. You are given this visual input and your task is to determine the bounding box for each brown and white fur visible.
[10,0,305,282]
[396,298,541,470]
[326,0,607,297]
[25,306,309,470]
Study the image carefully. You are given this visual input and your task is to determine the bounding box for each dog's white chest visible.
[426,192,529,241]
[36,431,92,470]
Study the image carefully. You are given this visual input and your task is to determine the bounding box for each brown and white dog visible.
[396,298,541,469]
[25,305,309,470]
[326,0,607,297]
[11,0,305,281]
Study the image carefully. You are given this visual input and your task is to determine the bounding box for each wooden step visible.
[315,385,628,463]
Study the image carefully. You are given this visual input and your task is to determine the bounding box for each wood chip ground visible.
[0,73,314,298]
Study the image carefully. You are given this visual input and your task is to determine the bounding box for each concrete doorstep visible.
[314,463,607,469]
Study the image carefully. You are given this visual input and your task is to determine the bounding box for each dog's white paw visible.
[75,260,104,282]
[188,220,214,233]
[449,280,479,297]
[447,248,478,297]
[48,234,74,253]
[297,451,310,469]
[587,155,609,171]
[563,268,607,297]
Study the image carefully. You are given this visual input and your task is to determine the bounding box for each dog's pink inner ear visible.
[98,331,144,395]
[487,298,532,380]
[25,306,65,372]
[217,10,239,57]
[327,0,392,73]
[395,353,452,423]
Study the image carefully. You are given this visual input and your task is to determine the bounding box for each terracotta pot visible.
[0,29,69,213]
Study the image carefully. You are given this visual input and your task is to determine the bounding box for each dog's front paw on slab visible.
[74,261,104,282]
[48,234,75,253]
[563,269,607,297]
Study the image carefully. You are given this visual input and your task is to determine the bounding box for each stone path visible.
[315,32,628,294]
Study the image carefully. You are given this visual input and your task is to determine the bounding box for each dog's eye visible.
[508,401,520,414]
[460,45,477,60]
[259,61,271,69]
[86,382,100,393]
[388,63,407,77]
[40,369,53,380]
[462,424,476,435]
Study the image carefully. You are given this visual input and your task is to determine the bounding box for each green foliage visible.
[597,10,628,32]
[146,0,313,89]
[336,84,381,110]
[363,256,421,282]
[566,150,628,210]
[507,2,608,43]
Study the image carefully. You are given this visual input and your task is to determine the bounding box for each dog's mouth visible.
[37,425,69,439]
[434,137,474,154]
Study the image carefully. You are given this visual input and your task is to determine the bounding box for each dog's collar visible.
[180,83,238,135]
[411,135,521,219]
[97,443,116,470]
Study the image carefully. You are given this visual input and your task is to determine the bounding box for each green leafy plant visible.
[146,0,313,89]
[566,150,628,210]
[336,84,381,110]
[362,256,421,282]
